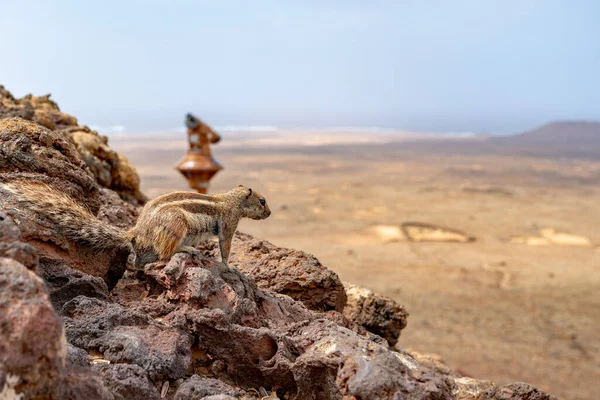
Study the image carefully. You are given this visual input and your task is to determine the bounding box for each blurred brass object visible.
[175,113,223,193]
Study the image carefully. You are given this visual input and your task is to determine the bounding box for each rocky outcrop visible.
[0,257,66,399]
[0,211,38,271]
[0,117,133,287]
[67,127,144,206]
[0,86,145,205]
[0,86,558,400]
[0,247,560,399]
[0,87,76,131]
[212,232,347,313]
[343,282,409,346]
[55,250,557,399]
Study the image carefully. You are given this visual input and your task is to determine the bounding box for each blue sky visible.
[1,1,599,134]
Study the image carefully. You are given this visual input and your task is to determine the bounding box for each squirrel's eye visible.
[259,199,266,206]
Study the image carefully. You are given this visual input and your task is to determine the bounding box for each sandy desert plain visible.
[112,127,600,400]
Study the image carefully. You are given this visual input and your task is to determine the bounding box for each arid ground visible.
[112,130,600,400]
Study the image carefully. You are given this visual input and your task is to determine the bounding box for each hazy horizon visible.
[86,120,600,138]
[2,1,599,134]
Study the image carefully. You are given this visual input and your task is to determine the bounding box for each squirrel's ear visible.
[247,188,253,198]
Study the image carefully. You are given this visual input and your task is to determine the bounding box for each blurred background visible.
[1,1,599,399]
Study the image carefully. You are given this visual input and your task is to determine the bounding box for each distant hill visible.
[367,121,600,161]
[497,121,600,147]
[489,121,600,159]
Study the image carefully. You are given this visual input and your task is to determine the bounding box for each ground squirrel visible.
[131,185,270,267]
[1,181,271,267]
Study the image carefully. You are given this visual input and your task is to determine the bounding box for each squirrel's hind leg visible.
[152,219,188,262]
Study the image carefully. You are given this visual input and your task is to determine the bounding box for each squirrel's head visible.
[235,185,271,220]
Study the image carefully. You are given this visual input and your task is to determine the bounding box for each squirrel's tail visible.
[1,180,132,252]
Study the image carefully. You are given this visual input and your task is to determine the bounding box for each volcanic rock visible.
[343,282,409,346]
[0,118,132,286]
[0,210,38,271]
[0,86,145,205]
[173,375,244,399]
[58,367,115,400]
[37,258,110,311]
[224,232,347,312]
[66,343,90,368]
[61,296,193,381]
[92,363,159,400]
[0,257,66,399]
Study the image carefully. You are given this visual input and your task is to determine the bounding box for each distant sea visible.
[94,124,488,138]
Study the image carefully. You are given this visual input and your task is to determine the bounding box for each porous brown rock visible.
[0,118,132,287]
[58,367,115,400]
[343,282,409,346]
[62,296,193,381]
[0,86,145,205]
[38,259,110,311]
[0,257,66,399]
[97,187,140,229]
[144,252,314,327]
[452,379,558,400]
[0,231,561,400]
[407,350,459,377]
[92,363,159,400]
[173,375,244,399]
[226,232,347,313]
[67,128,144,205]
[0,117,99,208]
[66,343,90,368]
[0,211,38,271]
[0,87,75,130]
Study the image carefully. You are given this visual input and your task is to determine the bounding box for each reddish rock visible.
[407,351,459,377]
[452,379,558,400]
[227,232,347,312]
[318,310,389,346]
[58,367,115,400]
[144,252,314,328]
[286,319,454,399]
[97,188,140,228]
[0,118,100,208]
[0,86,145,205]
[92,363,159,400]
[0,211,38,271]
[68,129,145,205]
[0,118,132,287]
[173,375,244,400]
[490,382,558,400]
[62,296,192,381]
[0,257,66,399]
[343,282,409,346]
[37,258,110,311]
[134,247,557,400]
[66,343,90,368]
